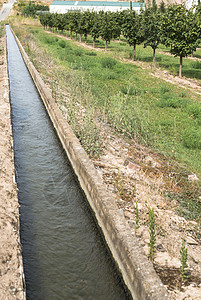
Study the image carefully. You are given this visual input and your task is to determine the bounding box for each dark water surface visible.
[6,26,129,300]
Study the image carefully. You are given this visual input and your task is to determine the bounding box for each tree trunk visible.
[179,55,183,78]
[153,48,156,67]
[80,34,82,42]
[134,44,136,61]
[75,32,77,40]
[93,38,95,48]
[70,31,72,39]
[191,51,194,58]
[105,40,107,51]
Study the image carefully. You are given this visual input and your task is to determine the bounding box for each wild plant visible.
[135,201,139,235]
[180,238,190,282]
[148,207,156,261]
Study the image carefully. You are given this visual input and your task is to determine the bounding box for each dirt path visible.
[0,34,25,299]
[47,31,201,96]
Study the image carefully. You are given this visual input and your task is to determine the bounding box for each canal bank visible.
[0,31,25,299]
[10,25,169,300]
[7,24,131,300]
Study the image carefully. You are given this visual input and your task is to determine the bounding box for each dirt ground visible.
[0,35,25,299]
[45,32,201,299]
[0,23,200,298]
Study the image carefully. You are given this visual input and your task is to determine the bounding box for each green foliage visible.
[182,127,201,149]
[22,1,49,18]
[99,12,121,50]
[161,5,200,76]
[148,208,156,261]
[58,39,66,48]
[180,238,190,282]
[122,10,144,60]
[187,103,201,120]
[90,12,101,46]
[159,1,166,13]
[142,8,161,65]
[101,57,117,69]
[17,26,201,178]
[157,97,189,109]
[192,60,201,69]
[0,25,4,39]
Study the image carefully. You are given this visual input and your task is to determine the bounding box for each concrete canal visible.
[6,25,130,300]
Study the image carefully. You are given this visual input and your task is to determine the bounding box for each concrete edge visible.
[10,26,169,300]
[4,28,26,299]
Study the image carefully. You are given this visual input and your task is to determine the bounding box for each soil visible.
[1,24,200,299]
[0,35,25,299]
[45,32,201,299]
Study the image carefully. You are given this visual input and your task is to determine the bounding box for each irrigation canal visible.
[6,25,130,300]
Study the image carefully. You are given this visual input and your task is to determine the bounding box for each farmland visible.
[5,7,201,298]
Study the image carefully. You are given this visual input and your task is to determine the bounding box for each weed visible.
[101,57,117,69]
[182,127,201,149]
[169,64,176,77]
[76,109,102,158]
[192,60,201,69]
[86,51,97,56]
[135,201,139,235]
[148,207,156,261]
[157,97,188,109]
[160,85,169,94]
[180,238,190,282]
[58,39,66,48]
[74,49,83,56]
[120,86,142,96]
[180,91,187,98]
[187,103,201,120]
[12,24,201,178]
[44,36,55,44]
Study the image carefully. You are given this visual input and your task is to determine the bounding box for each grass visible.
[9,19,201,226]
[11,24,201,175]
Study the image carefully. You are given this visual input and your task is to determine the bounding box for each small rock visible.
[127,161,140,172]
[186,236,199,246]
[188,174,199,181]
[156,244,166,252]
[119,209,125,217]
[128,220,136,228]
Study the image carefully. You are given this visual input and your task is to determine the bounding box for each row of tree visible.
[18,1,49,18]
[39,5,201,77]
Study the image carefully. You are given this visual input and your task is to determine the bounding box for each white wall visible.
[49,5,142,14]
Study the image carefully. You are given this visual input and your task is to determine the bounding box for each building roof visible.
[51,1,144,7]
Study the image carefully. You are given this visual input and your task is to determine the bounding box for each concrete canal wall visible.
[11,27,169,300]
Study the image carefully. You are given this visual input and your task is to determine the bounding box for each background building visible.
[49,1,145,14]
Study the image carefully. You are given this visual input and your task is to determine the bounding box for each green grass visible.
[12,25,201,179]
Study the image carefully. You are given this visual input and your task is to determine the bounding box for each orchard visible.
[39,4,201,77]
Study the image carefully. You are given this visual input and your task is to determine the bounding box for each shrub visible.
[157,97,188,108]
[192,60,201,69]
[101,57,117,69]
[44,36,55,44]
[183,127,201,149]
[86,51,97,56]
[58,40,66,48]
[120,86,142,96]
[74,49,83,56]
[160,85,169,94]
[187,103,201,119]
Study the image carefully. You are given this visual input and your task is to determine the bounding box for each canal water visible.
[6,26,129,300]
